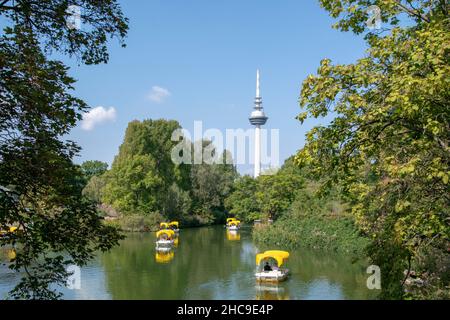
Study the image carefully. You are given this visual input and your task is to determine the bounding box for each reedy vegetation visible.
[225,158,367,256]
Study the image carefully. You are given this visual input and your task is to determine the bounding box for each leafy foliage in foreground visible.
[0,0,128,299]
[297,0,449,299]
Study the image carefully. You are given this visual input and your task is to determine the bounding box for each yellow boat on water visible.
[227,220,241,231]
[156,229,175,240]
[159,222,169,230]
[255,250,290,282]
[156,229,176,252]
[0,226,18,237]
[226,218,237,224]
[168,221,179,233]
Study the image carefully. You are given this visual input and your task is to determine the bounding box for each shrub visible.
[106,212,165,232]
[253,187,368,258]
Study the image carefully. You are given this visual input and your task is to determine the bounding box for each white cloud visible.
[147,86,171,103]
[81,106,116,131]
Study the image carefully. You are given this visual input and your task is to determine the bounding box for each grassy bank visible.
[253,192,369,258]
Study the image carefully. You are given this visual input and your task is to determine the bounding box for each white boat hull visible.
[255,269,289,282]
[155,246,173,253]
[227,225,240,231]
[156,239,174,246]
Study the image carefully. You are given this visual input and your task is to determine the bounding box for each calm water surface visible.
[0,226,376,299]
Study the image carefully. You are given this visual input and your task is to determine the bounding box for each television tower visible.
[249,70,268,178]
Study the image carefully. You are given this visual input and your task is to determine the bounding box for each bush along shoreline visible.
[251,190,369,259]
[253,214,369,258]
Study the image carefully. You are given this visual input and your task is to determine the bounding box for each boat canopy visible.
[228,220,241,226]
[256,250,290,267]
[226,218,237,223]
[0,226,17,235]
[160,222,169,229]
[156,229,175,239]
[169,221,179,228]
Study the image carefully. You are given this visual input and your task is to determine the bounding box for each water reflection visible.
[240,241,257,266]
[255,283,290,300]
[155,250,175,264]
[1,248,16,262]
[226,230,240,241]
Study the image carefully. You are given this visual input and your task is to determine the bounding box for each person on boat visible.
[263,262,272,272]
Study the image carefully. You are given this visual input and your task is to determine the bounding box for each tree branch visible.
[396,0,431,23]
[0,0,16,11]
[0,0,11,7]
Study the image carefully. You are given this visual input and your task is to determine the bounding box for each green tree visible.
[297,0,449,299]
[225,156,306,222]
[0,0,128,299]
[102,124,237,224]
[81,160,108,181]
[225,175,260,222]
[190,146,238,223]
[256,169,304,220]
[103,119,188,216]
[82,175,108,203]
[164,183,192,220]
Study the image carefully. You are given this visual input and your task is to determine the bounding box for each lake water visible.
[0,225,376,299]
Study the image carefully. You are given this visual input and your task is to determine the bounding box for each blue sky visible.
[63,0,368,174]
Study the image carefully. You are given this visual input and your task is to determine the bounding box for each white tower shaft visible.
[254,124,261,177]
